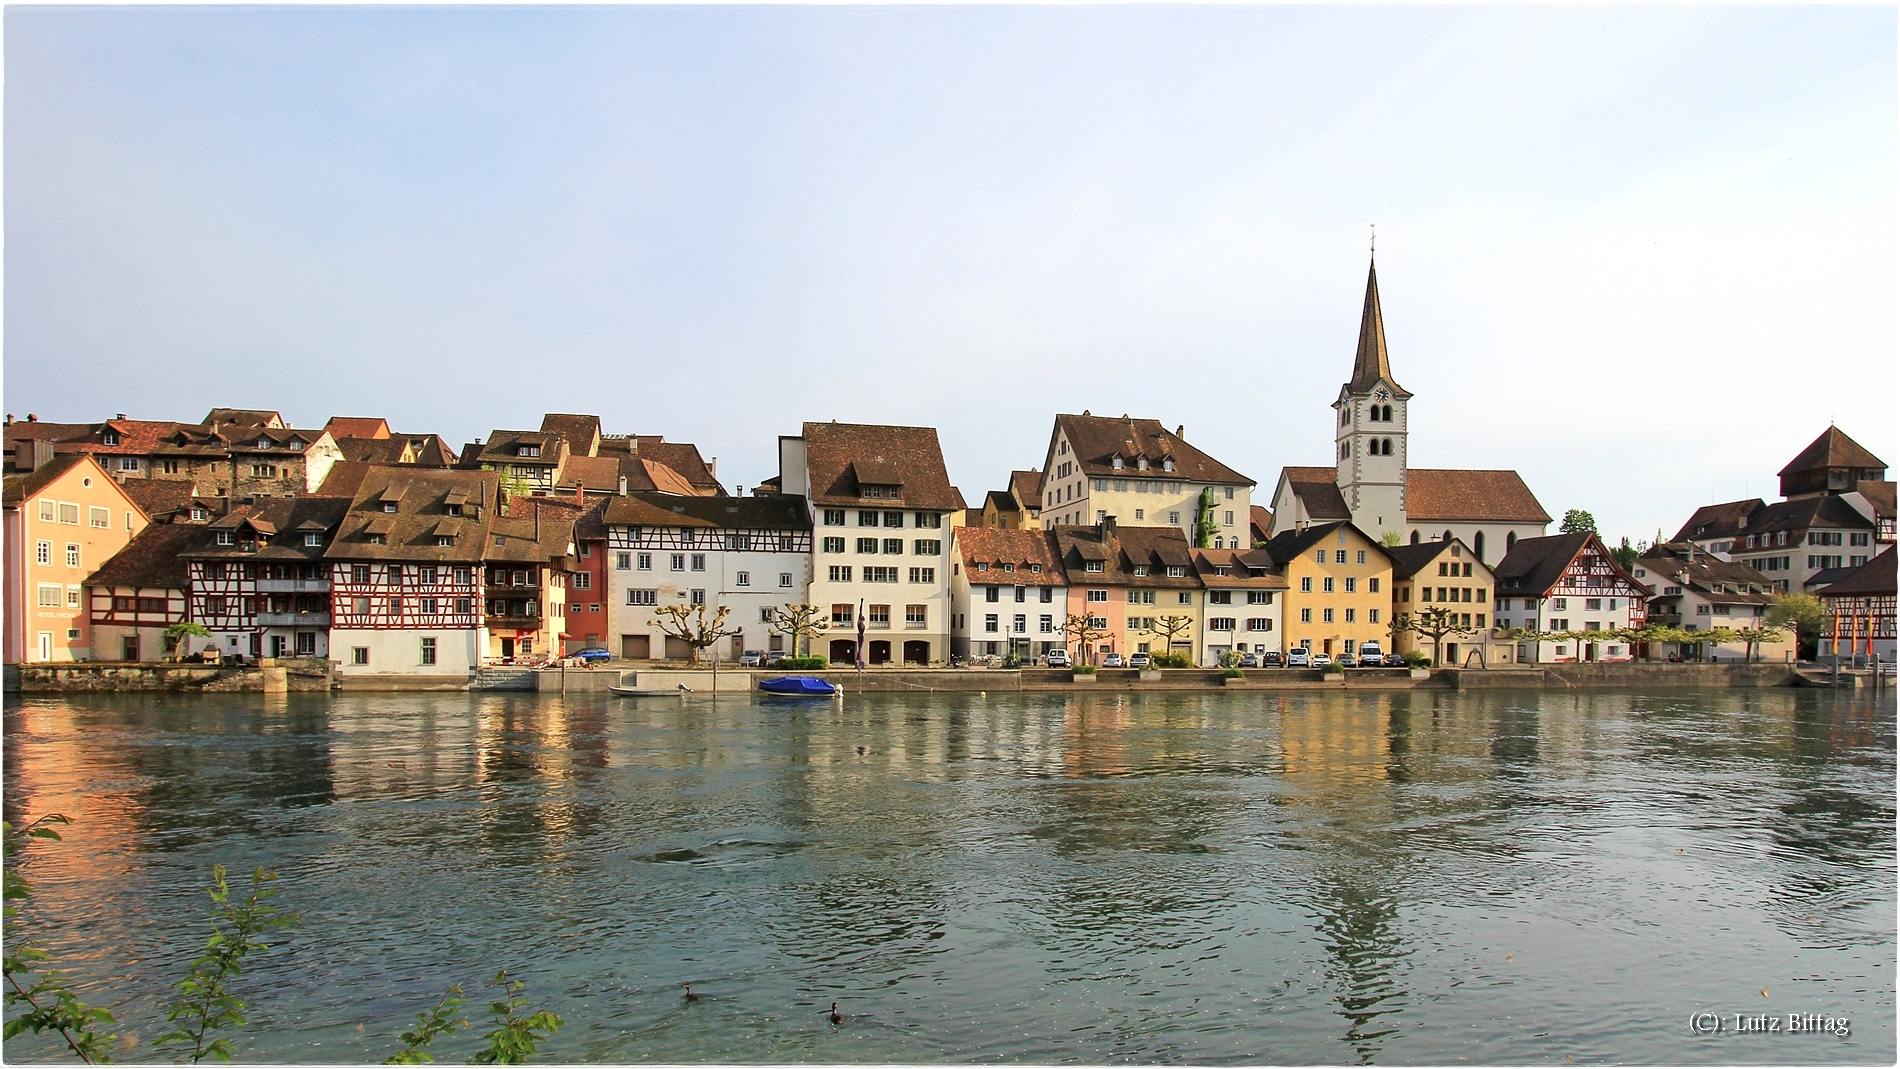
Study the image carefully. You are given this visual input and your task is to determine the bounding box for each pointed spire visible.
[1347,257,1410,397]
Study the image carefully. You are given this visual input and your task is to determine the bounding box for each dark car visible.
[1262,651,1283,667]
[572,647,612,663]
[1383,653,1408,667]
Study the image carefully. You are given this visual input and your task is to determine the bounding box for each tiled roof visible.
[1779,426,1886,476]
[3,454,95,506]
[1053,522,1200,588]
[803,422,965,510]
[1260,521,1395,570]
[1493,532,1598,596]
[601,494,715,528]
[117,480,216,523]
[185,497,351,562]
[1672,499,1765,542]
[558,456,623,493]
[620,437,723,493]
[1817,547,1896,598]
[323,416,391,440]
[1736,495,1874,537]
[1632,547,1776,602]
[1191,547,1288,589]
[337,439,414,464]
[476,430,566,466]
[487,498,587,564]
[1382,538,1491,581]
[1249,504,1273,544]
[1053,413,1251,485]
[84,523,199,590]
[1283,466,1351,521]
[1009,469,1042,510]
[957,527,1061,582]
[1852,479,1896,520]
[325,468,498,563]
[540,414,602,456]
[204,408,284,427]
[630,492,810,531]
[393,434,458,467]
[1406,469,1550,523]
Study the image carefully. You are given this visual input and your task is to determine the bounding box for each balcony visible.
[257,612,330,627]
[485,584,540,598]
[257,578,330,593]
[487,614,542,631]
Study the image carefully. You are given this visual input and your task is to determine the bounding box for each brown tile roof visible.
[117,480,217,523]
[1053,522,1200,588]
[325,468,498,562]
[1191,547,1288,589]
[84,522,199,590]
[803,422,965,510]
[1817,546,1897,598]
[957,527,1061,583]
[600,493,715,528]
[1053,413,1251,485]
[204,408,284,428]
[636,492,811,531]
[323,416,391,440]
[1260,521,1396,571]
[1736,495,1874,538]
[1492,532,1592,596]
[1779,426,1887,476]
[184,497,351,563]
[1853,479,1896,520]
[1671,499,1765,542]
[3,454,96,506]
[612,437,724,493]
[558,456,623,493]
[475,430,567,467]
[487,498,588,564]
[1249,504,1273,544]
[1283,466,1351,521]
[1406,469,1550,523]
[397,435,458,467]
[540,414,602,457]
[1009,469,1042,510]
[1382,538,1492,581]
[1632,547,1777,603]
[337,439,415,464]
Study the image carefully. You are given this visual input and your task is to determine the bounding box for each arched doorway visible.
[1410,530,1421,544]
[828,639,857,665]
[903,640,929,665]
[868,640,892,665]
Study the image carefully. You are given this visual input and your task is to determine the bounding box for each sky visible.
[5,5,1895,546]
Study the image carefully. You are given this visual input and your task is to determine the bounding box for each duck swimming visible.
[829,1002,843,1025]
[683,983,700,1002]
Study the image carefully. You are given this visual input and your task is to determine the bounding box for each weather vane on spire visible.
[1370,223,1377,257]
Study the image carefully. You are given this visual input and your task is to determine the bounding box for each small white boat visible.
[610,671,690,697]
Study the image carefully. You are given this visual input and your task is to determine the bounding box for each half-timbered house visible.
[1816,547,1896,665]
[182,497,350,660]
[1492,532,1649,663]
[1630,543,1790,662]
[325,468,495,677]
[604,491,812,661]
[84,523,199,661]
[484,495,589,662]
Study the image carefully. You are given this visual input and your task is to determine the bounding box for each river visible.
[3,688,1893,1064]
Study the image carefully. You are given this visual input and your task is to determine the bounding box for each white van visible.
[1286,648,1311,667]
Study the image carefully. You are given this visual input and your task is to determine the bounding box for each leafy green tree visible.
[157,866,302,1063]
[383,987,469,1064]
[4,815,118,1064]
[1560,509,1597,534]
[1609,536,1641,571]
[471,972,562,1065]
[1767,593,1827,658]
[163,622,211,662]
[1193,488,1215,549]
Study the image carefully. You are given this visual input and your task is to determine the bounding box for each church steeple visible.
[1347,258,1410,397]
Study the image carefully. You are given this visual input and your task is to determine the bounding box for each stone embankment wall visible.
[11,659,334,692]
[1443,662,1800,690]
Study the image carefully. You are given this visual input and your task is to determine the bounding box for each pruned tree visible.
[1060,612,1108,666]
[1394,607,1479,666]
[768,603,825,658]
[651,603,741,664]
[1151,614,1195,659]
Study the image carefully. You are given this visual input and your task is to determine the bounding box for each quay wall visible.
[11,659,334,693]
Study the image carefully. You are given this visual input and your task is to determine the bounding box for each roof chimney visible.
[116,413,126,420]
[1101,515,1117,537]
[1176,425,1184,438]
[27,413,37,422]
[617,474,628,496]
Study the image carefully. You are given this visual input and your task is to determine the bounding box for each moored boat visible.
[758,675,841,696]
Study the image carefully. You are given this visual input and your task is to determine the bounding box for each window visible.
[35,541,51,566]
[1300,576,1312,593]
[1585,597,1600,610]
[1210,618,1235,631]
[859,511,879,526]
[455,598,472,615]
[1356,550,1366,564]
[1323,608,1334,623]
[823,537,846,553]
[37,584,62,607]
[1086,589,1108,602]
[691,554,706,571]
[389,564,406,583]
[1169,511,1181,524]
[857,537,879,554]
[390,596,405,615]
[906,604,927,627]
[382,502,399,514]
[1369,578,1380,593]
[215,530,235,546]
[1335,550,1348,564]
[882,538,904,555]
[1344,608,1356,622]
[866,567,898,583]
[1247,618,1271,631]
[1300,608,1311,623]
[252,464,278,478]
[1369,609,1380,623]
[58,502,79,525]
[352,647,370,665]
[829,566,852,582]
[572,572,591,590]
[670,553,685,571]
[1552,598,1567,611]
[1344,578,1356,593]
[65,544,80,568]
[1209,591,1232,605]
[726,534,751,551]
[985,614,999,633]
[690,588,707,605]
[351,564,371,583]
[823,509,846,526]
[1040,587,1053,603]
[913,539,941,555]
[89,507,110,528]
[637,552,652,570]
[915,512,941,528]
[420,638,437,666]
[909,567,936,583]
[832,603,854,624]
[38,499,55,522]
[877,511,901,528]
[628,589,657,606]
[986,585,1001,603]
[1323,577,1335,593]
[1166,565,1187,578]
[736,571,750,586]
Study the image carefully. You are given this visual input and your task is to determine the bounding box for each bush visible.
[1403,652,1431,668]
[1073,665,1097,675]
[1223,667,1245,679]
[1151,652,1194,669]
[773,656,828,670]
[1321,661,1346,675]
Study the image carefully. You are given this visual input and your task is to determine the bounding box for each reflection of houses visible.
[603,492,812,661]
[950,526,1065,660]
[3,455,151,662]
[779,422,962,665]
[84,523,197,661]
[1630,543,1790,662]
[1384,537,1503,665]
[1192,547,1286,665]
[1815,547,1895,664]
[182,497,349,659]
[1493,532,1648,663]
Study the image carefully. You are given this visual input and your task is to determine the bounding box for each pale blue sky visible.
[6,5,1894,543]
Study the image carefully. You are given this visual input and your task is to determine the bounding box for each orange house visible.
[4,455,151,662]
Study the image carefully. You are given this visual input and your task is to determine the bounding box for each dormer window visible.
[382,502,398,513]
[190,507,207,521]
[366,533,386,545]
[1162,459,1175,472]
[1166,565,1186,577]
[435,536,454,547]
[518,443,541,457]
[1137,457,1148,471]
[1215,566,1230,576]
[1112,456,1124,470]
[215,531,234,545]
[257,437,272,449]
[1001,563,1014,572]
[446,504,463,517]
[974,562,988,571]
[1028,564,1042,573]
[1085,561,1104,572]
[287,438,304,451]
[303,533,322,547]
[102,431,119,446]
[1133,565,1148,577]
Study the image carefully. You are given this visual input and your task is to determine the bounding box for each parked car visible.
[1310,654,1333,668]
[1262,651,1283,667]
[1045,648,1071,668]
[739,650,765,667]
[1383,653,1408,667]
[1335,654,1357,668]
[1129,652,1152,668]
[1357,641,1384,662]
[572,647,612,663]
[1238,652,1259,668]
[1286,648,1311,667]
[1102,653,1126,668]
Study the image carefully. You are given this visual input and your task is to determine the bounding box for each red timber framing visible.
[89,586,187,629]
[189,559,260,632]
[1543,543,1650,621]
[331,561,481,630]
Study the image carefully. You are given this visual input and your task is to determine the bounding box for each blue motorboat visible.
[758,675,840,696]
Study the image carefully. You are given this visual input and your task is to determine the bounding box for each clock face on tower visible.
[1375,388,1389,401]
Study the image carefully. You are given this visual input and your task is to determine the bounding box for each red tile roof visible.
[957,527,1061,582]
[1817,546,1896,598]
[1780,426,1886,476]
[1053,413,1250,485]
[803,422,965,510]
[1406,469,1550,523]
[324,417,391,440]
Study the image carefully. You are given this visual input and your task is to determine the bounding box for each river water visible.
[2,688,1893,1064]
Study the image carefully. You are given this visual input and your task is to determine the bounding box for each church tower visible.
[1332,257,1412,541]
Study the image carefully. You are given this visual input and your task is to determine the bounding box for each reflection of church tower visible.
[1332,258,1412,541]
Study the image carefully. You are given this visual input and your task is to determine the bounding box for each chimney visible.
[18,439,55,473]
[27,413,38,422]
[116,413,126,420]
[1176,425,1184,438]
[617,474,628,496]
[1101,515,1117,537]
[574,482,584,505]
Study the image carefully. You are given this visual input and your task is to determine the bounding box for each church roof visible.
[1406,469,1550,523]
[1345,260,1411,398]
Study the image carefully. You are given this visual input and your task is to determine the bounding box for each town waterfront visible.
[3,689,1893,1064]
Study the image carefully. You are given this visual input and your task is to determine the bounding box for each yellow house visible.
[1384,537,1504,666]
[1263,521,1394,660]
[4,454,151,662]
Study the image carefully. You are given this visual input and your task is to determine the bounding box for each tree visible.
[1059,613,1108,666]
[1560,509,1597,535]
[1767,593,1827,658]
[768,603,825,658]
[164,621,211,662]
[1193,488,1215,549]
[1394,607,1479,666]
[1151,614,1195,661]
[1609,536,1641,571]
[651,603,741,664]
[1379,531,1403,547]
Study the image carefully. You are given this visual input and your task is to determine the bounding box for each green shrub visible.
[1321,661,1346,675]
[1223,667,1245,679]
[1403,652,1431,668]
[1152,652,1193,669]
[773,656,828,670]
[1073,665,1097,675]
